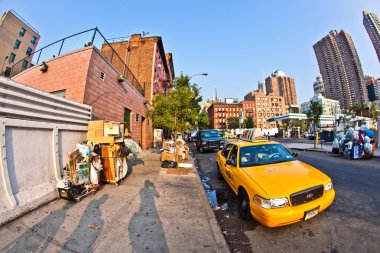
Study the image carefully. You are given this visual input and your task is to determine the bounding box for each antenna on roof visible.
[142,31,149,37]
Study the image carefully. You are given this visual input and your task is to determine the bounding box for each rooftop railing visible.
[6,27,144,96]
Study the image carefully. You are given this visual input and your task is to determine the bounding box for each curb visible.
[188,155,230,253]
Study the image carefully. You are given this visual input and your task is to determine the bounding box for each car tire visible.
[238,189,251,220]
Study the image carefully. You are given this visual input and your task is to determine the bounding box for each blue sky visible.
[1,0,379,104]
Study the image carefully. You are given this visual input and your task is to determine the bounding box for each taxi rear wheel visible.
[238,189,251,220]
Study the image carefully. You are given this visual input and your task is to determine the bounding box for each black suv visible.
[195,129,224,153]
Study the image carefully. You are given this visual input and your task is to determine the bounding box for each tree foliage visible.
[306,101,323,147]
[147,75,206,133]
[227,117,239,129]
[244,116,254,128]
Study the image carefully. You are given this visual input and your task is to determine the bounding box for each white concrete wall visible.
[0,77,91,226]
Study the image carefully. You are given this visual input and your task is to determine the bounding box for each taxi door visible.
[218,143,233,179]
[225,145,238,191]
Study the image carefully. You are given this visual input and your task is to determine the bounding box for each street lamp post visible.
[190,73,208,79]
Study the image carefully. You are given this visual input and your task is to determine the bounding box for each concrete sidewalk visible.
[281,141,380,158]
[0,150,229,253]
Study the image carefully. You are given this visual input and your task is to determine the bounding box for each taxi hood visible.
[242,160,330,198]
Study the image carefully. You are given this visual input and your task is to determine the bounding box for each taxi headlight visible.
[253,195,289,209]
[324,181,333,192]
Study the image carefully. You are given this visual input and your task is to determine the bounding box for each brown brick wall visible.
[12,48,90,103]
[265,76,297,106]
[12,47,153,149]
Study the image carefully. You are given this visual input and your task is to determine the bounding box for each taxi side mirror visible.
[226,159,236,166]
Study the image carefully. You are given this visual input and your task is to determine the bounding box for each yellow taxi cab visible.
[216,133,335,227]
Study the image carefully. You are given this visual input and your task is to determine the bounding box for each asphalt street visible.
[191,144,380,253]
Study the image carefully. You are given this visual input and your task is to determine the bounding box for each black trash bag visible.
[161,160,177,168]
[121,145,132,156]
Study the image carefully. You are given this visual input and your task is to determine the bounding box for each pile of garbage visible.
[332,126,375,159]
[56,120,142,202]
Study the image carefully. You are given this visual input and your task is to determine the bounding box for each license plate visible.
[304,207,319,220]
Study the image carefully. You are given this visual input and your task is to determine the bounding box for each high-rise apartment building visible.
[264,70,297,107]
[0,10,40,77]
[313,30,367,109]
[363,11,380,63]
[313,76,325,96]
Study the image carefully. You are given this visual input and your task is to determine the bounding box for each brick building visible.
[101,34,174,101]
[12,46,151,149]
[265,70,297,107]
[0,10,40,77]
[207,102,243,129]
[101,34,174,144]
[243,89,286,129]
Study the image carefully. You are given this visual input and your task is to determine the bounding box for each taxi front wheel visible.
[238,189,251,220]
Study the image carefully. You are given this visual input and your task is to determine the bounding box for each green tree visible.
[244,116,254,128]
[227,117,239,129]
[147,74,203,133]
[306,101,323,147]
[197,111,210,130]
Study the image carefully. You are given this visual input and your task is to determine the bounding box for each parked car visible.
[195,129,224,153]
[188,130,198,142]
[216,138,335,227]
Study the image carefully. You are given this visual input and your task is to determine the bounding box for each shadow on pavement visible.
[128,180,169,253]
[61,194,108,252]
[2,201,75,252]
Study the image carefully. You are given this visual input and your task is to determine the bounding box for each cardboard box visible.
[161,151,177,162]
[88,120,105,138]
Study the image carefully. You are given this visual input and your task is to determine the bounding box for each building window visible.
[19,27,26,37]
[124,108,131,130]
[99,71,105,80]
[14,39,21,49]
[9,53,16,63]
[51,90,66,98]
[26,47,32,56]
[4,67,11,77]
[30,36,37,45]
[21,60,28,70]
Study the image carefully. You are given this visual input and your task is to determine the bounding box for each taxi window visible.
[227,145,238,165]
[221,144,233,158]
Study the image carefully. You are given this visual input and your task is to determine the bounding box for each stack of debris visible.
[56,120,141,202]
[160,139,190,168]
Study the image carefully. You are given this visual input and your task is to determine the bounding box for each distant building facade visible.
[313,76,325,96]
[243,89,286,129]
[224,98,239,104]
[300,94,341,116]
[207,102,243,129]
[0,10,40,77]
[313,30,367,109]
[265,70,297,107]
[257,81,266,94]
[365,76,380,101]
[363,11,380,63]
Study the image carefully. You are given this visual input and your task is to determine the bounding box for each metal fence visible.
[6,27,145,96]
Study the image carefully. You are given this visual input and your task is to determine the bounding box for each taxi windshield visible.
[239,144,295,167]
